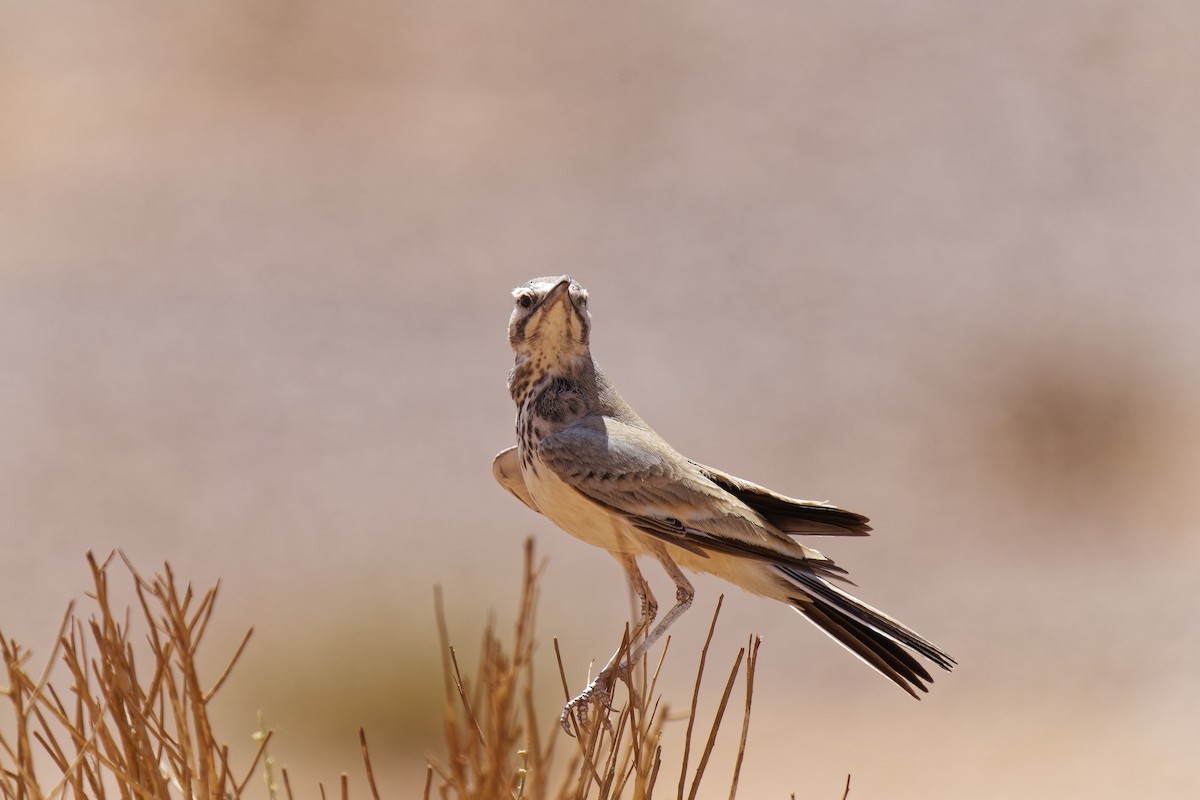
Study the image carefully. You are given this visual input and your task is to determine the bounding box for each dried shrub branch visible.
[428,540,767,800]
[2,540,827,799]
[0,552,255,800]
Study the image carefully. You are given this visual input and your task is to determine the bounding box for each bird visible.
[492,275,955,731]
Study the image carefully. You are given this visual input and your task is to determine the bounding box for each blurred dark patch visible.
[981,342,1178,541]
[230,625,444,751]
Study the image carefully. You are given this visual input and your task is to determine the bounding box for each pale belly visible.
[521,460,648,554]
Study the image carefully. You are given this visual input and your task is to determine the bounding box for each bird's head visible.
[508,275,592,362]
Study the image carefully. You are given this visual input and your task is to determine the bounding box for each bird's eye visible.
[517,294,535,309]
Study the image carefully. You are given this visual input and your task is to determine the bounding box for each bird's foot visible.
[560,667,624,736]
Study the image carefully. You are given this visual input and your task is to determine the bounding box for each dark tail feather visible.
[780,565,956,697]
[694,462,872,535]
[798,602,932,698]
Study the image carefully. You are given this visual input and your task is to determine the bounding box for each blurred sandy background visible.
[3,1,1199,797]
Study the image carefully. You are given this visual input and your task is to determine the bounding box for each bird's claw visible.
[560,673,617,736]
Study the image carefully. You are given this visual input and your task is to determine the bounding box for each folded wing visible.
[535,417,844,576]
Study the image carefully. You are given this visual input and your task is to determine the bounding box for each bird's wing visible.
[536,417,844,576]
[492,446,541,513]
[692,462,871,536]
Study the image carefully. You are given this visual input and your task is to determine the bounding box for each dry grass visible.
[0,551,263,799]
[1,542,833,799]
[423,538,763,800]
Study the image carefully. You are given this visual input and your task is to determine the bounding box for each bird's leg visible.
[617,552,657,643]
[561,548,692,735]
[625,545,693,666]
[561,554,656,734]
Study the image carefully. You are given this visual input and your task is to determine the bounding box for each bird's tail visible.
[777,565,956,698]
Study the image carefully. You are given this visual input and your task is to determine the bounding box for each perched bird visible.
[493,275,954,730]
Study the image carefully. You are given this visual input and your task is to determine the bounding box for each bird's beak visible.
[530,275,588,348]
[545,275,573,309]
